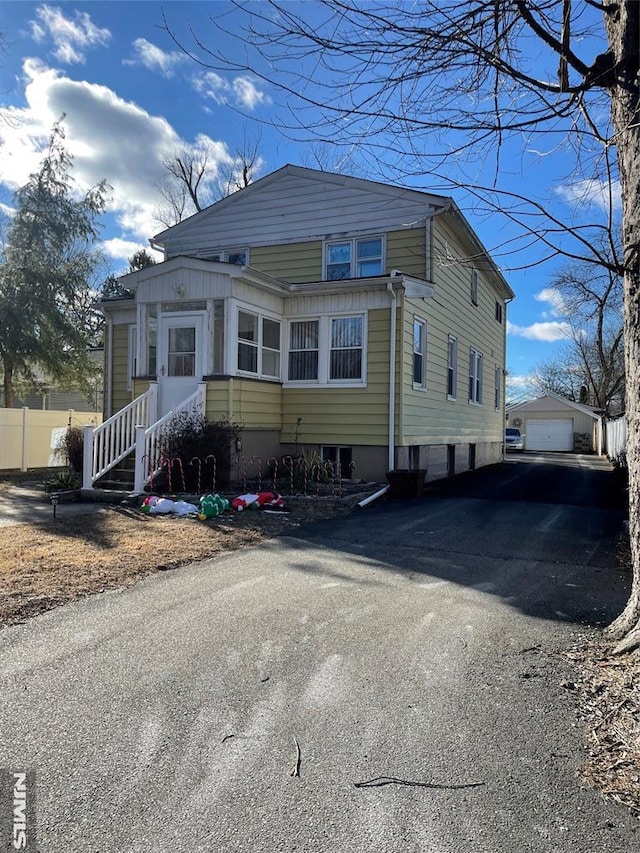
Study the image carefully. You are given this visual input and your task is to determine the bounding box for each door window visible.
[168,327,196,377]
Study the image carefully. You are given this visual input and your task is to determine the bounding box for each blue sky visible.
[0,2,618,397]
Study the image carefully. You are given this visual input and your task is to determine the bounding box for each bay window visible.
[237,310,281,378]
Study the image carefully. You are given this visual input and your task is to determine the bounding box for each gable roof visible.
[152,164,450,244]
[151,164,513,299]
[507,394,602,420]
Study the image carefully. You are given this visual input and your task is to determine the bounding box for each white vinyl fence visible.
[605,415,626,462]
[0,408,102,472]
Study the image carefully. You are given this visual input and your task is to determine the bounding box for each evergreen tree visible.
[0,121,107,407]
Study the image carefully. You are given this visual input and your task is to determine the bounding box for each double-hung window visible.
[447,335,457,399]
[471,269,478,306]
[413,317,427,388]
[237,310,281,378]
[288,320,319,381]
[469,347,483,404]
[330,316,363,380]
[288,315,365,384]
[325,237,383,280]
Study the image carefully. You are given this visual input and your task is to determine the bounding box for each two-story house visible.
[84,165,513,491]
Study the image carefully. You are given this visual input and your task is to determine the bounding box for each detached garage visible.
[506,395,603,454]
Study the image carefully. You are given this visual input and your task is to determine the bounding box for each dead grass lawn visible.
[0,505,327,627]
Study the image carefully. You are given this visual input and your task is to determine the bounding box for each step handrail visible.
[82,384,157,489]
[134,383,207,492]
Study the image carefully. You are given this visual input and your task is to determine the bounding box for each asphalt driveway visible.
[0,453,637,852]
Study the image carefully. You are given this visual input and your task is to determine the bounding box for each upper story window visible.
[447,334,457,399]
[469,347,483,404]
[204,248,248,265]
[288,315,365,385]
[495,300,503,323]
[471,269,478,306]
[237,310,280,378]
[413,317,427,388]
[325,236,383,280]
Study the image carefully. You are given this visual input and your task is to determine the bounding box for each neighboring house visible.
[0,349,103,413]
[85,165,514,491]
[506,395,603,454]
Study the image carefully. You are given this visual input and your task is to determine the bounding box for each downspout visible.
[387,280,398,472]
[503,295,514,460]
[105,315,113,418]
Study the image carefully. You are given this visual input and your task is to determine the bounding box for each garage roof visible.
[506,394,602,420]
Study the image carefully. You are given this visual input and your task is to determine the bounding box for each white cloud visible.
[30,5,111,65]
[507,374,533,389]
[507,321,571,342]
[102,237,151,261]
[233,76,268,110]
[534,287,567,317]
[0,60,236,241]
[124,39,187,78]
[555,178,622,214]
[193,71,270,110]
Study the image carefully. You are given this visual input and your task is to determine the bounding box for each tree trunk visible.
[2,358,14,409]
[603,0,640,652]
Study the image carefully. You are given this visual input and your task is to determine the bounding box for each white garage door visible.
[525,418,574,451]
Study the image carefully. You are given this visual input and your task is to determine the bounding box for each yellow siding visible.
[251,242,323,282]
[111,324,132,414]
[132,379,151,398]
[251,228,426,283]
[281,309,389,445]
[399,217,506,444]
[206,378,282,429]
[386,228,427,279]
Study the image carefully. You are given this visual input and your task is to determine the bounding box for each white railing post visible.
[82,425,95,490]
[148,381,158,424]
[134,424,146,493]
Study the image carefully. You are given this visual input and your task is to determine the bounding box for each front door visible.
[158,313,205,416]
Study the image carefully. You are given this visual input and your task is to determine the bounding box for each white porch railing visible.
[83,384,158,490]
[133,382,207,492]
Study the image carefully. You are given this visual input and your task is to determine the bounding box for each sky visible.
[0,1,619,398]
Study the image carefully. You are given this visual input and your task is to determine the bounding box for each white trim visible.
[236,305,282,380]
[284,311,368,388]
[447,334,457,401]
[469,347,483,405]
[199,246,249,265]
[324,234,385,280]
[412,315,427,390]
[471,269,479,306]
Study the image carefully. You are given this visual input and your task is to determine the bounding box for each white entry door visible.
[158,313,205,416]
